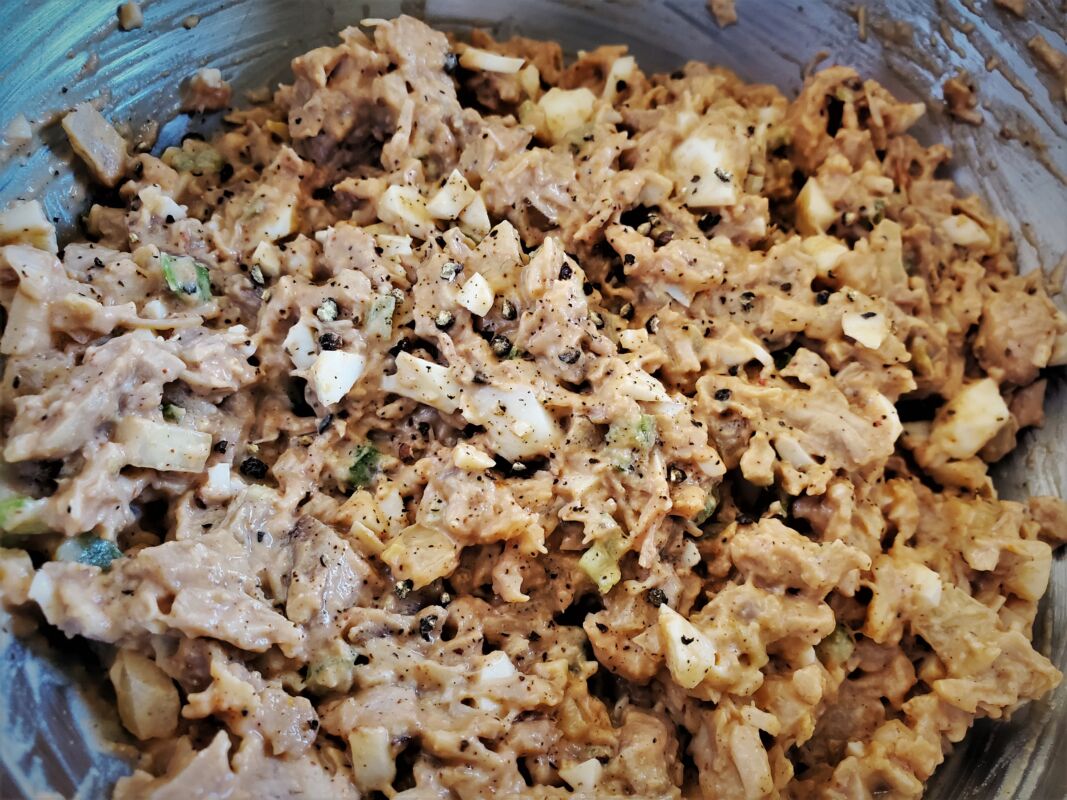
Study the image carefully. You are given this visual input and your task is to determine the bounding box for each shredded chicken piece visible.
[0,15,1063,800]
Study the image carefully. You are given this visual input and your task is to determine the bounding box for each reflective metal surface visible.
[0,1,1063,797]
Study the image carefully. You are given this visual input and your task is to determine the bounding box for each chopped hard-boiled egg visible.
[537,87,597,142]
[115,417,212,472]
[381,352,461,413]
[618,328,649,350]
[800,235,849,275]
[377,184,435,239]
[671,132,742,207]
[379,523,460,589]
[929,377,1010,460]
[426,170,477,220]
[795,177,836,235]
[559,759,603,793]
[348,727,395,795]
[453,443,496,471]
[251,240,282,277]
[658,605,718,690]
[138,185,187,221]
[464,384,561,460]
[307,349,365,406]
[284,321,317,369]
[459,47,525,74]
[603,56,636,102]
[842,310,888,350]
[0,200,58,254]
[457,272,494,316]
[459,194,491,239]
[940,214,991,248]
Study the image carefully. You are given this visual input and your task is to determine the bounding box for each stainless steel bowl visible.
[1,1,1064,797]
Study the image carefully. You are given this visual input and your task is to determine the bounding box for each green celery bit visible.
[0,495,49,535]
[694,489,719,526]
[162,403,186,422]
[816,623,855,666]
[349,444,381,489]
[56,534,123,571]
[160,253,212,303]
[579,534,625,594]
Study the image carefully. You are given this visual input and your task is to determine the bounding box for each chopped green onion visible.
[816,623,855,666]
[160,253,211,303]
[349,444,381,489]
[56,533,123,571]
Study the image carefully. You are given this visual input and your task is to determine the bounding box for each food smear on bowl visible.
[0,14,1065,799]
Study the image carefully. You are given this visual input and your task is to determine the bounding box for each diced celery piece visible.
[349,444,381,489]
[160,253,211,302]
[579,534,625,594]
[56,533,123,570]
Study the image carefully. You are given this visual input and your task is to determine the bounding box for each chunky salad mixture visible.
[0,15,1065,800]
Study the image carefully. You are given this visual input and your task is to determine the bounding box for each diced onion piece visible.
[115,417,212,472]
[800,235,849,275]
[940,214,991,247]
[377,184,435,239]
[380,524,460,589]
[381,351,461,413]
[459,47,524,74]
[537,87,597,142]
[459,194,491,240]
[457,272,494,316]
[658,605,718,689]
[109,650,179,740]
[426,170,476,220]
[929,378,1010,460]
[795,177,836,235]
[842,311,888,349]
[453,443,495,471]
[348,727,395,794]
[61,104,128,187]
[307,349,365,406]
[0,200,58,254]
[464,385,561,460]
[284,321,317,369]
[672,133,741,207]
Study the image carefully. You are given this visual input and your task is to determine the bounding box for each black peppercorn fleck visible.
[647,587,668,607]
[239,457,268,479]
[319,332,342,351]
